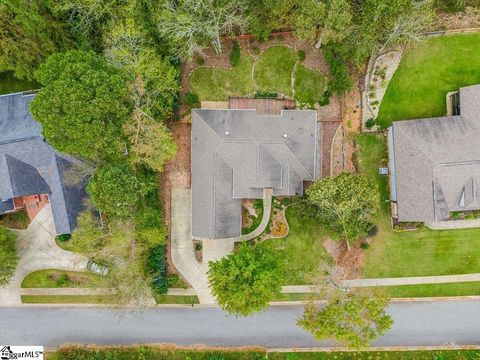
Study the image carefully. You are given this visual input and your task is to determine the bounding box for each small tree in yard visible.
[298,291,393,348]
[208,243,284,316]
[306,172,379,248]
[0,226,18,286]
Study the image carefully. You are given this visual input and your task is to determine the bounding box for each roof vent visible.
[283,133,288,138]
[225,131,230,136]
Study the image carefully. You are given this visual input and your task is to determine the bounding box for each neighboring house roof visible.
[191,109,321,240]
[0,92,89,234]
[389,85,480,222]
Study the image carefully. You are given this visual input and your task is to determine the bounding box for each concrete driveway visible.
[0,204,86,305]
[170,188,216,304]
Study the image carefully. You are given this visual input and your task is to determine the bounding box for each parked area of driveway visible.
[1,300,479,348]
[0,204,86,305]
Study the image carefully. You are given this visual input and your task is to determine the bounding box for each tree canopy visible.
[0,0,71,80]
[298,291,393,348]
[306,172,380,244]
[0,225,18,286]
[30,50,131,161]
[87,163,143,219]
[154,0,248,59]
[208,243,284,316]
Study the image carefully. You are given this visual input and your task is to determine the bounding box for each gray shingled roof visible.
[0,92,88,234]
[389,85,480,222]
[191,109,320,240]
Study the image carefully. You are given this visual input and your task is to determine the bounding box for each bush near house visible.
[0,225,18,286]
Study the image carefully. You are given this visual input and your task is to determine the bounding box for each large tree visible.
[0,226,18,286]
[154,0,248,59]
[294,0,352,49]
[306,172,379,246]
[87,163,143,219]
[0,0,71,79]
[208,243,284,316]
[298,291,393,348]
[30,50,131,161]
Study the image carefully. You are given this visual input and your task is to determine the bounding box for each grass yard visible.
[268,350,480,360]
[189,44,327,104]
[0,71,38,95]
[377,34,480,128]
[48,347,480,360]
[254,45,297,96]
[364,281,480,298]
[357,134,480,279]
[21,269,106,288]
[294,64,327,106]
[0,209,29,229]
[263,205,328,285]
[189,56,254,100]
[154,295,199,304]
[21,295,109,304]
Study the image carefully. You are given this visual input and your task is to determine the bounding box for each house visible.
[191,109,320,240]
[388,85,480,224]
[0,92,89,235]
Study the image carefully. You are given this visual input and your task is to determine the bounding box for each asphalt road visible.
[1,300,479,348]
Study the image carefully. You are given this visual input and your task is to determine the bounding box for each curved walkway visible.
[239,188,273,241]
[171,188,273,305]
[0,204,87,305]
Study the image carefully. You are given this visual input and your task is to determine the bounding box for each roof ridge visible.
[395,124,436,165]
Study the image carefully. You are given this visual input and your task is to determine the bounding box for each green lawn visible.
[21,295,109,304]
[254,46,297,96]
[263,205,328,285]
[154,295,199,304]
[0,71,38,95]
[21,269,105,288]
[364,281,480,298]
[357,134,480,279]
[189,56,254,100]
[294,64,327,106]
[269,350,480,360]
[377,34,480,128]
[49,347,480,360]
[0,209,29,229]
[189,44,326,103]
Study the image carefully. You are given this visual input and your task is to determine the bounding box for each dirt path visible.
[159,121,191,273]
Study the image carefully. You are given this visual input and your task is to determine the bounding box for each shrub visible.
[195,56,205,65]
[56,234,71,242]
[148,244,168,294]
[323,46,352,95]
[271,222,287,237]
[252,46,261,55]
[184,92,200,107]
[55,273,70,287]
[255,91,278,98]
[0,226,18,286]
[229,40,241,67]
[365,118,376,129]
[360,242,370,250]
[297,49,306,62]
[319,88,332,106]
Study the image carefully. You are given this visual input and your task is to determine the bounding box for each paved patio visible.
[0,204,87,305]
